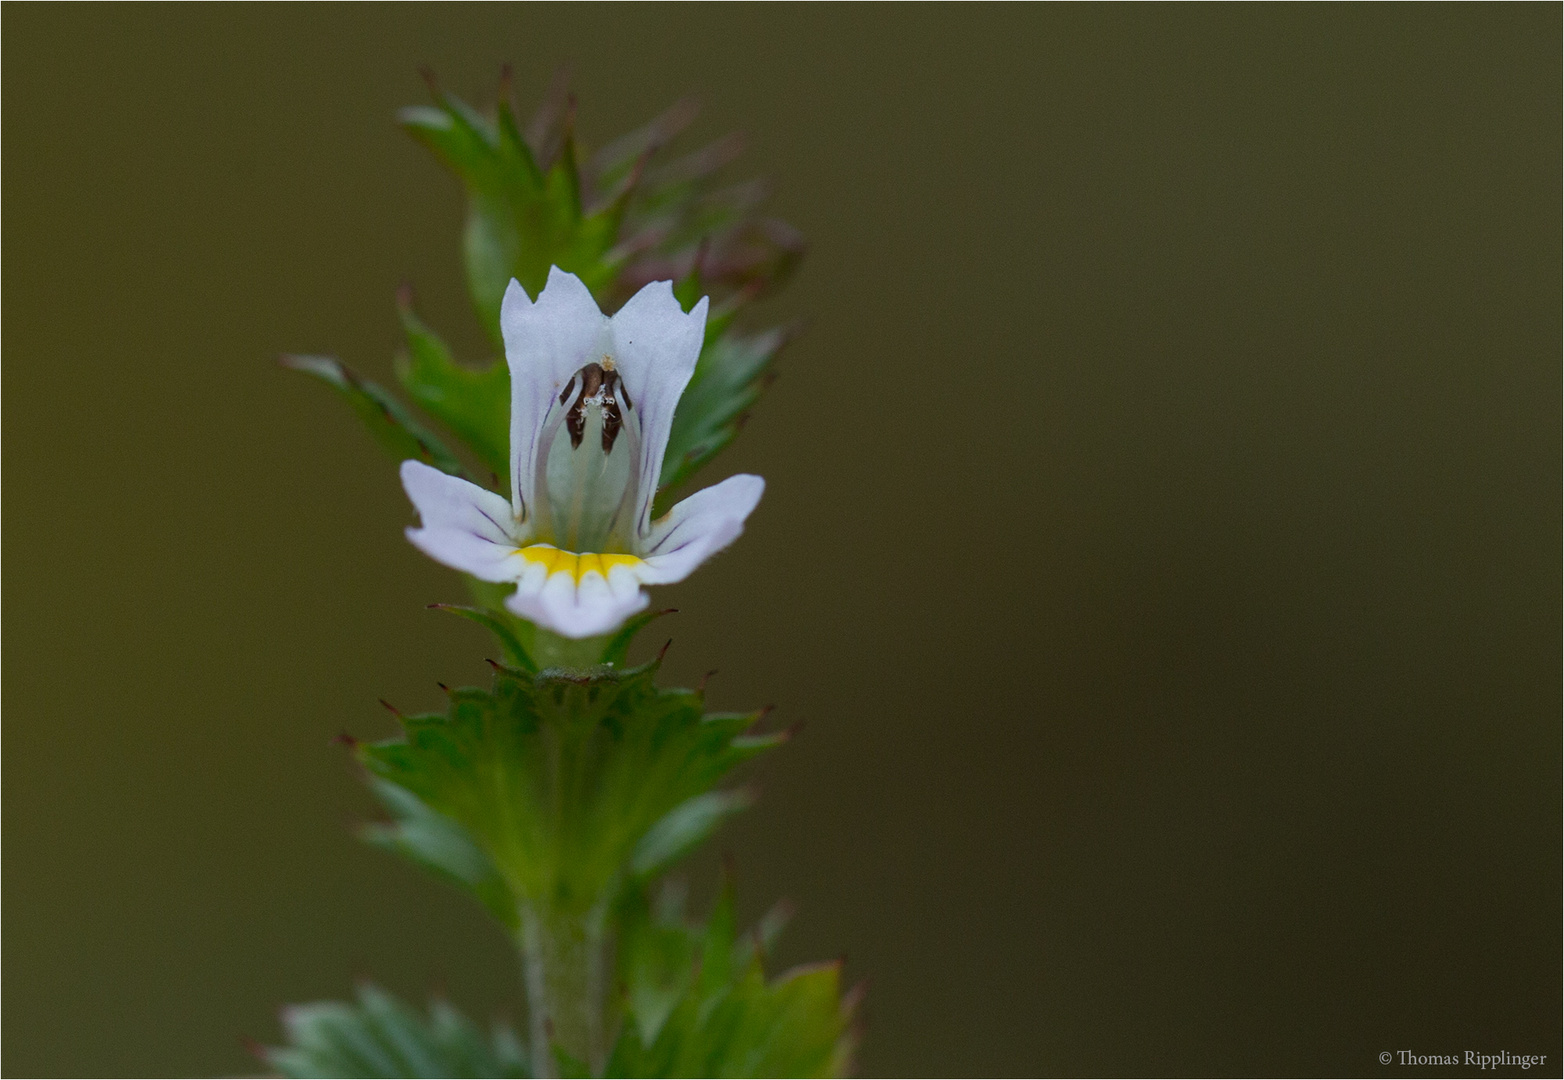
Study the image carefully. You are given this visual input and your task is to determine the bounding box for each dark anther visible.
[601,378,623,452]
[565,364,602,448]
[558,375,576,406]
[564,362,627,453]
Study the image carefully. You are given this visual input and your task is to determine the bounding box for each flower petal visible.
[637,473,765,584]
[608,281,709,540]
[505,561,650,639]
[502,268,609,524]
[401,460,526,582]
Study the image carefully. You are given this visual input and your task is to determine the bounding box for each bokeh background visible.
[5,6,1559,1077]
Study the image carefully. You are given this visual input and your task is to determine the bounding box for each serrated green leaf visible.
[264,983,529,1079]
[404,89,619,347]
[461,203,524,344]
[608,882,858,1079]
[630,790,754,878]
[357,984,454,1078]
[494,96,545,191]
[724,962,856,1078]
[608,960,853,1079]
[618,886,699,1047]
[272,1001,395,1077]
[359,778,517,930]
[696,876,741,1004]
[398,102,519,193]
[393,298,511,481]
[282,354,469,480]
[355,663,779,914]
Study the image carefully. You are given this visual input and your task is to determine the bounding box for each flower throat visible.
[540,358,637,554]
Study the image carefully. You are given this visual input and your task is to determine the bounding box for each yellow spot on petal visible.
[517,544,644,583]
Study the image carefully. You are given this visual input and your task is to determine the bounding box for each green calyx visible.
[429,585,679,678]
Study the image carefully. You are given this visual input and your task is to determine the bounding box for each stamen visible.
[600,373,623,452]
[563,361,631,454]
[565,363,606,449]
[540,358,639,552]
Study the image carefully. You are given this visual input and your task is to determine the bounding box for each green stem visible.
[530,627,612,670]
[519,901,613,1077]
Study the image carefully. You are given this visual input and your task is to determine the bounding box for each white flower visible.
[399,267,765,639]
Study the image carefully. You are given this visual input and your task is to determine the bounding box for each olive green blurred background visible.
[5,6,1559,1077]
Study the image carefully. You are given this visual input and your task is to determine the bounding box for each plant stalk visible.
[520,901,613,1077]
[530,628,612,671]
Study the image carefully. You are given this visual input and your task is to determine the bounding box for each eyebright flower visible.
[400,267,765,639]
